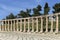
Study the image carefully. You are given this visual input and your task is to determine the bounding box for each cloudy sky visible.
[0,0,60,19]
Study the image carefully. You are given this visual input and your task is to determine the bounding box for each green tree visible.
[53,3,60,13]
[44,3,50,15]
[18,9,31,18]
[18,10,25,18]
[6,13,16,19]
[32,5,42,16]
[26,9,31,17]
[37,5,42,11]
[43,3,50,29]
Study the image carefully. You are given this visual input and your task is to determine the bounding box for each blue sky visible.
[0,0,60,20]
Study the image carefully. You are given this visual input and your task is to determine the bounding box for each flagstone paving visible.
[0,32,60,40]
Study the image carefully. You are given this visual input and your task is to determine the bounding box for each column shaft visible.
[1,21,2,31]
[20,19,22,32]
[14,20,15,31]
[24,19,26,32]
[31,18,34,32]
[46,16,48,32]
[8,20,9,31]
[50,16,53,32]
[40,17,43,33]
[2,21,4,31]
[17,20,19,31]
[5,20,6,31]
[0,21,1,31]
[56,15,58,33]
[11,20,12,31]
[36,18,38,32]
[27,19,30,32]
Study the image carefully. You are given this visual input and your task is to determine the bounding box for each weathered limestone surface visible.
[0,32,60,40]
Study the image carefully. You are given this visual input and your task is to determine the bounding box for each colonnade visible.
[0,13,59,33]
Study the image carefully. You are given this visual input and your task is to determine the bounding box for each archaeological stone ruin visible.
[0,13,60,40]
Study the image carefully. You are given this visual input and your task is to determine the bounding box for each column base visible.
[55,31,58,34]
[23,30,26,32]
[39,31,43,33]
[45,31,48,33]
[17,30,19,31]
[31,30,34,33]
[13,29,15,31]
[35,31,38,33]
[27,30,30,32]
[50,31,53,33]
[20,30,22,32]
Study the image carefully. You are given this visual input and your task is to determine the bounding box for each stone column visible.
[31,18,34,32]
[5,20,6,31]
[2,21,5,31]
[27,19,30,32]
[2,21,4,31]
[24,19,26,32]
[45,16,48,32]
[11,20,12,31]
[20,19,22,32]
[0,21,1,31]
[55,15,58,33]
[17,20,19,31]
[50,16,53,33]
[14,20,15,31]
[36,18,38,32]
[1,21,2,31]
[8,20,9,31]
[40,17,43,33]
[3,21,5,31]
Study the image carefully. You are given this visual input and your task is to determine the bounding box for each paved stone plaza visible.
[0,32,59,40]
